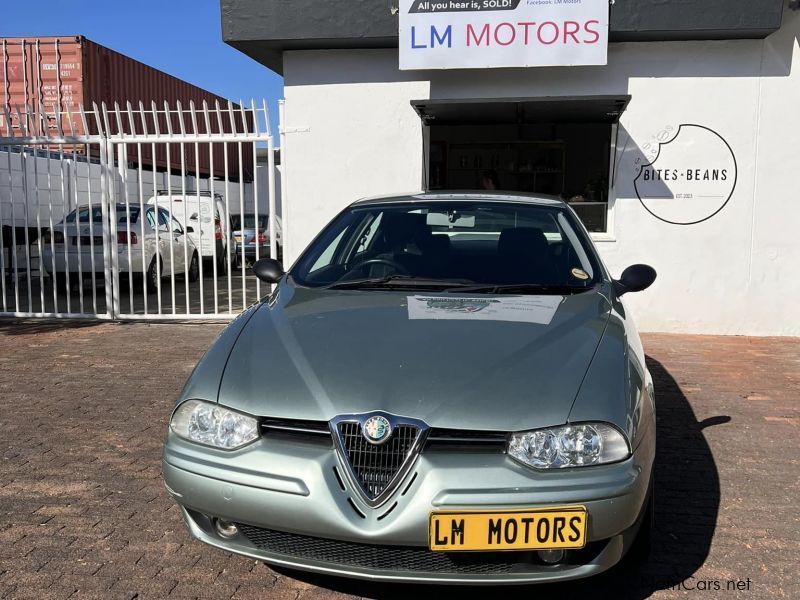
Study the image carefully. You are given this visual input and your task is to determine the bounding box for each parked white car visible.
[147,191,230,275]
[42,204,199,293]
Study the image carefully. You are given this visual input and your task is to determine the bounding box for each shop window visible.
[415,96,628,236]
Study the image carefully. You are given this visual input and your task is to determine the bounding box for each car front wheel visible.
[188,252,199,282]
[145,256,161,294]
[217,250,228,276]
[54,273,70,293]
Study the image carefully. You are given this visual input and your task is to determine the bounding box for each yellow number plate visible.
[429,507,587,552]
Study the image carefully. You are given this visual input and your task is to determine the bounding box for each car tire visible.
[54,273,69,294]
[188,252,199,282]
[217,249,228,276]
[145,256,161,294]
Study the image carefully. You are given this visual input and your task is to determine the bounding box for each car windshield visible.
[65,206,140,225]
[291,201,603,291]
[231,214,268,230]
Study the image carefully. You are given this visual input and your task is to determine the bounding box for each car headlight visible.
[169,399,259,450]
[508,423,629,469]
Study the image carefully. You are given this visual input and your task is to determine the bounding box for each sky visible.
[1,0,284,133]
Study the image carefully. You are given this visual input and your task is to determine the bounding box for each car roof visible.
[351,191,566,208]
[146,194,222,202]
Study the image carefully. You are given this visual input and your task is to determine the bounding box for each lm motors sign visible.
[399,0,608,69]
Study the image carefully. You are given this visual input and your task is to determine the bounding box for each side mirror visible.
[186,226,194,233]
[252,258,284,284]
[614,264,656,296]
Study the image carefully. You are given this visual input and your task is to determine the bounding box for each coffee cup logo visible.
[634,124,737,225]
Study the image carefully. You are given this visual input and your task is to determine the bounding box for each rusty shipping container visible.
[1,36,253,181]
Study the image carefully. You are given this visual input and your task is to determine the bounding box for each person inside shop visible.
[480,170,500,190]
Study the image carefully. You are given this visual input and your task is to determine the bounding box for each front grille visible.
[259,418,508,453]
[260,418,332,445]
[337,422,418,500]
[236,525,609,575]
[261,418,331,438]
[261,418,330,436]
[237,524,520,574]
[426,428,508,452]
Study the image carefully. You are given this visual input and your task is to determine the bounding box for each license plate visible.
[233,236,243,243]
[429,507,587,552]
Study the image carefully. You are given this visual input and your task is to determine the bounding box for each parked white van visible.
[147,191,230,275]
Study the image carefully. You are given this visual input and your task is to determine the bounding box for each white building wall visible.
[281,12,800,336]
[256,162,282,217]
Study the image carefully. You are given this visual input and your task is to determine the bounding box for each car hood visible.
[218,283,612,431]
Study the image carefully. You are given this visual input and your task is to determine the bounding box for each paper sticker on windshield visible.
[407,296,561,325]
[571,268,590,281]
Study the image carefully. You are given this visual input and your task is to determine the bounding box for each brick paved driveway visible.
[0,321,798,599]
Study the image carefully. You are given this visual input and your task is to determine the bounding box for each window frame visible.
[291,200,608,288]
[421,120,621,241]
[590,121,618,243]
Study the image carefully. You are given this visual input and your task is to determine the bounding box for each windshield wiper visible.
[324,276,474,290]
[442,283,594,295]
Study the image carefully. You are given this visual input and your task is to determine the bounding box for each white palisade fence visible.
[0,100,279,320]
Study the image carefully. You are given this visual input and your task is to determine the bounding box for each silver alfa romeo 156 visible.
[162,192,657,585]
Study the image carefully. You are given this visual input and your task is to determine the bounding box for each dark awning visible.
[223,0,784,75]
[411,96,631,126]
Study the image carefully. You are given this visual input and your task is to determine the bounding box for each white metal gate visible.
[0,100,278,320]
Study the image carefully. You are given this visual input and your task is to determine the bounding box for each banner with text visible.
[399,0,608,70]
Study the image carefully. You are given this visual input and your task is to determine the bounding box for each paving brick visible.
[0,322,798,599]
[108,577,179,597]
[167,582,238,598]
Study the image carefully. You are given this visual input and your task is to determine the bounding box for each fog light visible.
[538,549,565,564]
[214,518,238,539]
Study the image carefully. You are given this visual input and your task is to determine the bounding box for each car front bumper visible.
[162,427,654,584]
[233,242,271,261]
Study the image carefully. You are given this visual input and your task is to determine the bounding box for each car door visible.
[215,198,229,252]
[160,210,187,275]
[143,208,160,273]
[170,215,188,274]
[156,208,176,275]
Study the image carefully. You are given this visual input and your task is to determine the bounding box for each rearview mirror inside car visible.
[253,258,284,284]
[614,264,657,296]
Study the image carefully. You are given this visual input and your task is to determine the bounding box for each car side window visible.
[66,207,103,223]
[355,213,382,255]
[157,209,171,232]
[304,213,373,276]
[310,228,348,273]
